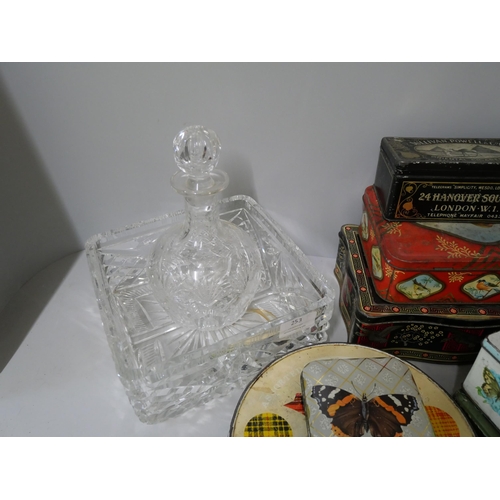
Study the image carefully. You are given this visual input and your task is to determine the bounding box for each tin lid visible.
[339,224,500,324]
[363,185,500,270]
[382,137,500,177]
[229,343,474,437]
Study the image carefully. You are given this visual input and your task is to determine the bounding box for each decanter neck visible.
[183,193,222,232]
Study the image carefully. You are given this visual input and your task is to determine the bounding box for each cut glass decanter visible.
[147,125,263,331]
[86,125,335,424]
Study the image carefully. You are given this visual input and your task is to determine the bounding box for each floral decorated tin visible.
[459,330,500,434]
[360,185,500,304]
[373,137,500,222]
[335,225,500,363]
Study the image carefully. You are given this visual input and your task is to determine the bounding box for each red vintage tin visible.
[374,137,500,222]
[359,185,500,304]
[335,225,500,363]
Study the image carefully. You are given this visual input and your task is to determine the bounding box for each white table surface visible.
[0,251,473,437]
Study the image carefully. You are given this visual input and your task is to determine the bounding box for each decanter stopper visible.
[148,126,262,332]
[171,125,228,195]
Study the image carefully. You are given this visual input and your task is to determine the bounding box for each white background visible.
[2,62,500,312]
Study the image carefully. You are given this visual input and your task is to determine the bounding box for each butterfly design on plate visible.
[311,385,419,437]
[480,367,500,403]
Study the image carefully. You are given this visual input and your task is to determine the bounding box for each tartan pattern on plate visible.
[425,406,460,437]
[244,413,293,437]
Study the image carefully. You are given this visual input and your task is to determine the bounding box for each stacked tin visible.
[335,137,500,364]
[455,330,500,435]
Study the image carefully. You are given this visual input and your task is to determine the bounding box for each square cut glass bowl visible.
[85,195,334,424]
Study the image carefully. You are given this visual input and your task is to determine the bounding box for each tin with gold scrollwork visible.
[360,185,500,305]
[335,225,500,364]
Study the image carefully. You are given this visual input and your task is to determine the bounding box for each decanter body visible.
[148,126,262,331]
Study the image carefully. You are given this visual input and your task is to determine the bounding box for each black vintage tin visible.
[374,137,500,222]
[335,225,500,363]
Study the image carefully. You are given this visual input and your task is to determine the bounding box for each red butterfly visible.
[311,385,419,437]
